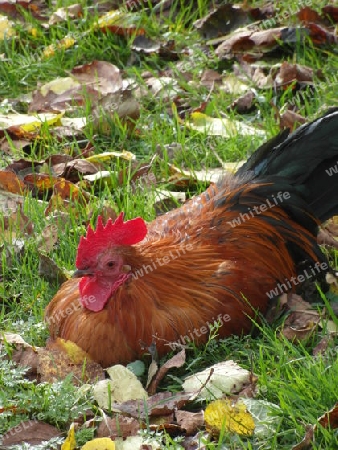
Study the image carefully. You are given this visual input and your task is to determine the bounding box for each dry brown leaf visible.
[49,4,83,25]
[281,295,321,342]
[322,5,338,22]
[97,415,140,439]
[194,4,253,40]
[307,22,337,45]
[230,91,255,113]
[297,7,322,24]
[0,333,39,377]
[2,421,61,447]
[131,35,181,61]
[90,89,140,135]
[29,61,122,112]
[97,10,146,36]
[318,217,338,249]
[317,229,338,249]
[147,349,186,395]
[279,110,307,131]
[37,224,59,253]
[112,391,192,419]
[38,338,105,384]
[38,252,68,283]
[175,410,204,435]
[293,403,338,449]
[44,179,90,216]
[5,157,44,174]
[200,69,222,87]
[317,402,338,429]
[2,203,34,236]
[292,425,314,450]
[282,323,317,342]
[0,170,26,195]
[312,337,330,356]
[274,62,317,89]
[215,27,285,58]
[145,360,158,391]
[24,173,60,193]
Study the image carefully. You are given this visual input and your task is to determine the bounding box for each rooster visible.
[45,109,338,367]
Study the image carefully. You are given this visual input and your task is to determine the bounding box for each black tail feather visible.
[237,108,338,222]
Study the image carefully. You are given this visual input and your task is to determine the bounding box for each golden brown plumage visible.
[45,110,338,367]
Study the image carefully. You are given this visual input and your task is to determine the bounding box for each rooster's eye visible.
[106,261,116,268]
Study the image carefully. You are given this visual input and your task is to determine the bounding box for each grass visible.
[1,0,338,448]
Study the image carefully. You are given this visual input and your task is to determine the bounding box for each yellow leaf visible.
[81,437,115,450]
[28,27,39,37]
[20,114,63,132]
[186,112,266,137]
[56,338,93,364]
[43,45,55,58]
[61,424,76,450]
[86,150,136,163]
[205,398,255,437]
[0,15,15,40]
[43,35,76,58]
[96,10,124,29]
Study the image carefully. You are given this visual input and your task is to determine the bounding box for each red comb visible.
[76,212,147,267]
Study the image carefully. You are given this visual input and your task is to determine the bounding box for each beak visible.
[72,269,94,278]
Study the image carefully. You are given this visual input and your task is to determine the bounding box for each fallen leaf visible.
[312,337,330,356]
[194,4,252,40]
[38,339,104,384]
[114,435,160,449]
[281,295,321,342]
[0,14,15,40]
[37,224,59,253]
[297,7,322,24]
[175,410,204,435]
[86,150,136,163]
[43,35,76,58]
[0,170,27,195]
[0,112,63,131]
[183,360,251,400]
[111,391,192,419]
[2,421,61,446]
[186,112,266,137]
[96,10,145,36]
[317,402,338,429]
[322,5,338,22]
[230,91,255,113]
[205,398,255,437]
[30,61,123,112]
[279,110,307,131]
[0,333,39,376]
[49,4,83,25]
[93,365,148,408]
[146,360,158,391]
[61,423,76,450]
[275,62,317,89]
[145,77,180,102]
[293,403,338,449]
[292,425,314,450]
[242,398,282,438]
[2,203,34,236]
[147,349,185,395]
[81,437,115,450]
[97,416,140,439]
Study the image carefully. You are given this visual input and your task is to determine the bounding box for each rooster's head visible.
[73,212,147,311]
